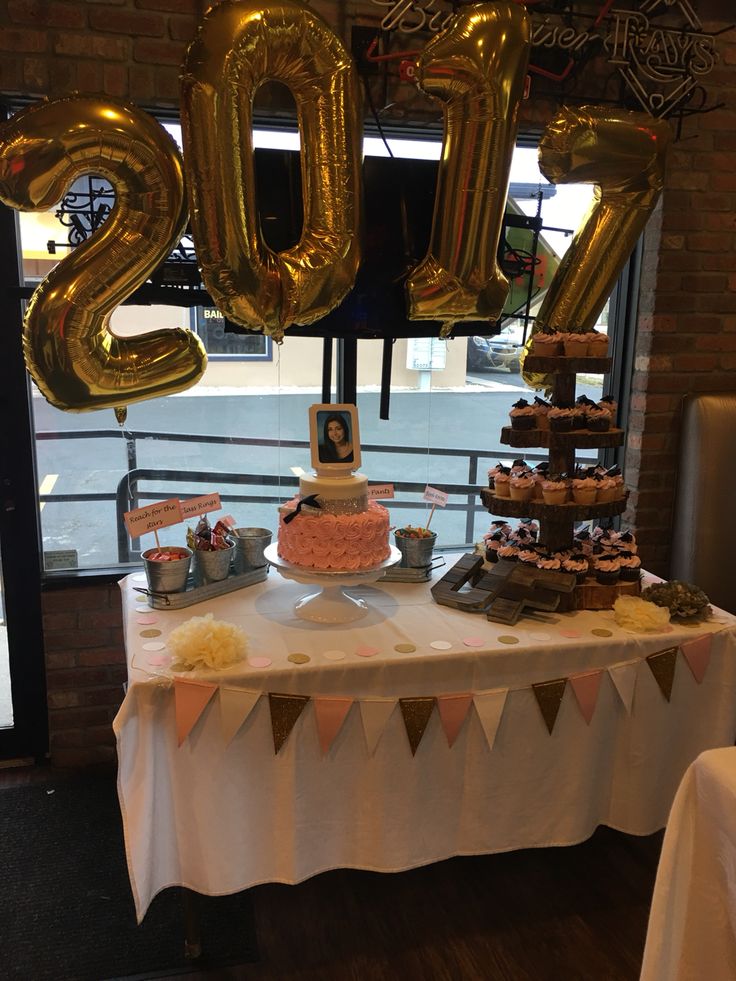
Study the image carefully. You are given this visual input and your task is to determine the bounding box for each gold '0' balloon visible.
[406,2,531,326]
[0,97,207,413]
[181,0,362,342]
[522,106,670,389]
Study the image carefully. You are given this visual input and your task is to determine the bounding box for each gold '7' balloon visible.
[0,97,207,413]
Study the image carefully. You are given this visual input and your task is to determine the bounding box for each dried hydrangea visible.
[641,581,711,621]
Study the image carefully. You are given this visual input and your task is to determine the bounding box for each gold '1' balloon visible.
[406,1,531,326]
[181,0,362,342]
[0,97,207,413]
[522,106,671,389]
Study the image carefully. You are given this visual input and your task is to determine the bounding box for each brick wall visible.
[1,1,734,761]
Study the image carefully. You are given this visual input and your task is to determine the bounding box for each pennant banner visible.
[314,697,354,755]
[609,662,638,714]
[473,690,508,751]
[681,634,712,684]
[437,694,473,748]
[219,687,261,745]
[532,679,567,734]
[399,697,435,755]
[268,693,309,754]
[359,699,397,756]
[569,670,603,726]
[174,678,217,746]
[646,647,679,702]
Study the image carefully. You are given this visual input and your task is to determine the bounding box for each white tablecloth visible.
[114,560,736,922]
[641,747,736,981]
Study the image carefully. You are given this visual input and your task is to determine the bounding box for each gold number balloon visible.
[406,1,531,327]
[533,106,671,333]
[0,97,207,413]
[181,0,362,342]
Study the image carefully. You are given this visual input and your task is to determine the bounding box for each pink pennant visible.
[681,634,712,684]
[174,678,217,746]
[437,694,473,748]
[313,697,354,755]
[569,670,603,725]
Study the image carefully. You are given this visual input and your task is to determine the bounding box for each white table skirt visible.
[641,747,736,981]
[114,563,736,922]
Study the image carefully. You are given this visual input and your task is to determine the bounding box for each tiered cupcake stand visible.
[479,354,639,609]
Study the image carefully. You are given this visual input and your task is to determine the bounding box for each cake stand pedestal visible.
[264,544,401,624]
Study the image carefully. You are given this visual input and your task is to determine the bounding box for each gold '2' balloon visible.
[0,97,207,413]
[407,1,531,328]
[522,105,671,389]
[181,0,362,342]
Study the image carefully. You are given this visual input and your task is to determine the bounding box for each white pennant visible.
[473,690,508,751]
[219,687,261,745]
[608,662,638,714]
[359,699,397,756]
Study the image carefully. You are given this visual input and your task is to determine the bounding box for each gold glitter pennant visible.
[268,693,310,754]
[532,679,567,734]
[646,646,679,702]
[399,697,436,756]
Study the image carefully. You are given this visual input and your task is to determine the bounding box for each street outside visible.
[33,368,605,569]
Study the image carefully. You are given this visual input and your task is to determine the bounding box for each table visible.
[114,558,736,923]
[641,747,736,981]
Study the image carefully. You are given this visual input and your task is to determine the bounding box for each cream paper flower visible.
[613,595,671,632]
[168,613,248,671]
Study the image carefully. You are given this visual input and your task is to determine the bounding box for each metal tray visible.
[381,556,446,583]
[133,566,269,610]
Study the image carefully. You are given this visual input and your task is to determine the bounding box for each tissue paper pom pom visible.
[613,595,671,632]
[168,613,248,671]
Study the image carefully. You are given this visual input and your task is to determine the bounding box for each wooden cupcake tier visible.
[501,426,624,450]
[524,355,612,374]
[573,578,640,611]
[479,488,628,522]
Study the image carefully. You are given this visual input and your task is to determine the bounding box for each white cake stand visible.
[264,543,401,623]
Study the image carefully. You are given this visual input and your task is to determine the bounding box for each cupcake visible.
[562,553,589,583]
[574,529,594,555]
[519,518,539,539]
[542,477,569,505]
[510,399,536,431]
[593,553,621,585]
[484,531,506,563]
[531,330,563,357]
[617,530,637,553]
[487,462,507,488]
[570,405,587,430]
[618,550,642,581]
[494,470,511,498]
[563,331,588,357]
[537,555,561,571]
[517,547,539,567]
[598,395,618,425]
[596,477,618,504]
[498,543,520,563]
[533,397,552,431]
[586,405,611,432]
[511,526,535,546]
[587,331,609,357]
[511,458,530,475]
[510,473,535,502]
[572,477,598,506]
[488,520,512,538]
[548,407,574,432]
[591,524,607,541]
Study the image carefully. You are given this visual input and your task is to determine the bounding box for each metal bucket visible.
[192,541,235,585]
[233,527,272,574]
[394,532,437,568]
[142,546,192,594]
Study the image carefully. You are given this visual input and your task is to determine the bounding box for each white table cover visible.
[641,747,736,981]
[114,561,736,922]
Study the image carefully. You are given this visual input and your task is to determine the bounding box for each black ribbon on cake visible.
[282,494,322,524]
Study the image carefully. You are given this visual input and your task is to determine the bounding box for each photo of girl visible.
[309,403,362,471]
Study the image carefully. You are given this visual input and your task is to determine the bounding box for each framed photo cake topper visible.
[309,403,361,473]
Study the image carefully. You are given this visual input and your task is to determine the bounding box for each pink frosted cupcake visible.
[532,331,563,357]
[570,405,587,430]
[548,407,574,433]
[510,473,535,502]
[484,532,506,563]
[494,471,511,498]
[618,550,642,582]
[537,555,561,571]
[587,331,609,357]
[517,547,539,568]
[487,520,512,538]
[563,332,588,357]
[562,554,589,583]
[510,399,536,431]
[542,477,568,505]
[598,396,618,425]
[498,543,520,563]
[617,530,637,553]
[596,477,617,504]
[572,477,598,506]
[487,463,508,488]
[593,553,621,585]
[585,405,611,432]
[533,397,552,431]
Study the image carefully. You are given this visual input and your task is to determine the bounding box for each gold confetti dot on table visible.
[394,643,416,654]
[139,628,162,638]
[498,635,519,645]
[288,653,310,665]
[592,628,613,637]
